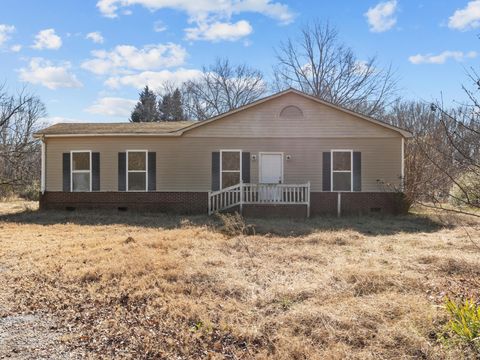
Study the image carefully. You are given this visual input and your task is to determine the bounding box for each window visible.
[220,150,242,189]
[279,105,303,118]
[71,151,91,192]
[127,150,147,191]
[331,150,352,192]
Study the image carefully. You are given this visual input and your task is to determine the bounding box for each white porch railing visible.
[208,182,310,217]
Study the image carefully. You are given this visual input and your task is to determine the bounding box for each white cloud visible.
[32,28,62,50]
[365,0,398,32]
[85,97,136,117]
[86,31,104,44]
[96,0,294,41]
[408,50,477,64]
[97,0,294,22]
[105,68,203,89]
[153,20,167,32]
[81,43,187,75]
[18,58,83,89]
[10,44,22,52]
[448,1,480,30]
[0,24,15,46]
[185,20,252,41]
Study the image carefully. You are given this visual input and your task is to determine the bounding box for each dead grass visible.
[0,203,479,359]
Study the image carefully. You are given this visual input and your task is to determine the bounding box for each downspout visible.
[401,137,405,191]
[40,136,46,194]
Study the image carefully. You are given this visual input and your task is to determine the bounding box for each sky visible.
[0,0,479,123]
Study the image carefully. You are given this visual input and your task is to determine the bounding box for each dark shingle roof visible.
[35,121,196,136]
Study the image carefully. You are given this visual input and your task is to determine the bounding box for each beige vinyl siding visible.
[184,92,400,138]
[45,137,402,192]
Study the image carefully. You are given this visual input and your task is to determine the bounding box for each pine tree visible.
[159,88,185,121]
[159,93,173,121]
[171,88,184,121]
[130,86,161,122]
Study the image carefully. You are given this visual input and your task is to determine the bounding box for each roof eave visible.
[37,132,183,138]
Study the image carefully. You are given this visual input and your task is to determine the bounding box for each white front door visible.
[259,153,283,184]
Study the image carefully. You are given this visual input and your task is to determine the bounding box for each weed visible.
[443,297,480,351]
[216,212,255,237]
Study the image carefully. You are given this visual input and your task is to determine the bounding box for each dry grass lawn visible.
[0,200,479,359]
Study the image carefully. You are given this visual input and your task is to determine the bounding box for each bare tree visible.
[425,99,480,215]
[385,77,479,218]
[183,58,267,120]
[274,21,397,117]
[0,85,46,197]
[384,100,448,207]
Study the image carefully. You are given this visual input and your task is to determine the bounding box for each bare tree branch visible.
[273,21,398,118]
[0,86,46,197]
[183,58,266,120]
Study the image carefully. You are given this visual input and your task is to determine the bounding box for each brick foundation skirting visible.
[40,191,208,214]
[242,204,308,218]
[310,192,406,216]
[40,191,406,216]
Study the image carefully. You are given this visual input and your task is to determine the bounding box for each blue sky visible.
[0,0,479,123]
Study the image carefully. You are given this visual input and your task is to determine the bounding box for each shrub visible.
[444,297,480,350]
[393,191,412,214]
[450,171,480,207]
[216,212,255,237]
[0,184,15,200]
[19,181,40,201]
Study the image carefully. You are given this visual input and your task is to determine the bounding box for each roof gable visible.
[182,90,411,138]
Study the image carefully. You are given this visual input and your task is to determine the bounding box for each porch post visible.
[208,191,211,215]
[337,192,341,217]
[307,181,310,218]
[239,180,243,215]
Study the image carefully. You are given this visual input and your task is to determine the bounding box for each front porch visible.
[208,182,311,217]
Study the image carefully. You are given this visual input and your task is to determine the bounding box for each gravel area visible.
[0,279,84,359]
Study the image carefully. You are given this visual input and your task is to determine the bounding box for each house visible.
[34,89,412,217]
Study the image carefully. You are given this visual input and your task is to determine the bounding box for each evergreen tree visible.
[171,88,184,121]
[159,93,173,121]
[130,86,161,122]
[159,88,185,121]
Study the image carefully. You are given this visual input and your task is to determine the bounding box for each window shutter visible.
[322,152,331,191]
[242,152,250,184]
[148,152,156,191]
[118,152,126,191]
[63,153,71,192]
[211,152,220,191]
[92,152,100,191]
[353,151,361,192]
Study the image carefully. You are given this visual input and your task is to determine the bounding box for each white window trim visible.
[70,150,92,192]
[126,150,148,192]
[331,150,353,192]
[259,152,284,184]
[220,149,242,189]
